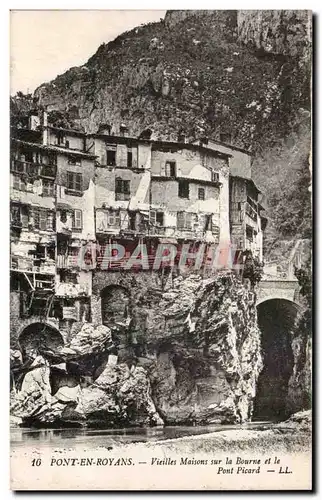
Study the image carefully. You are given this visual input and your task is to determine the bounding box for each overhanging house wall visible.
[10,120,266,350]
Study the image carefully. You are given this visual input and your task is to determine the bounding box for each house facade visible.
[10,113,265,351]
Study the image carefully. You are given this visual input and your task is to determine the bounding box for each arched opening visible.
[254,299,299,420]
[100,285,130,328]
[18,322,64,358]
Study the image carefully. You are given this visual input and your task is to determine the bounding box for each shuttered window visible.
[33,209,54,231]
[13,176,26,191]
[177,212,193,230]
[67,172,82,192]
[115,178,130,201]
[178,180,189,199]
[43,179,55,197]
[72,209,83,230]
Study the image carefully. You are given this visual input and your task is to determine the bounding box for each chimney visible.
[199,136,209,147]
[42,110,48,145]
[28,112,40,131]
[97,123,112,135]
[219,132,232,144]
[178,131,186,143]
[119,124,129,137]
[139,128,152,140]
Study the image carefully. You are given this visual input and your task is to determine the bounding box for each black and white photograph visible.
[9,9,312,490]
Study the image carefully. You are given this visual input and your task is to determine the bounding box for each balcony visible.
[55,280,91,298]
[10,255,56,275]
[245,202,258,222]
[56,254,79,269]
[11,159,56,179]
[148,226,166,236]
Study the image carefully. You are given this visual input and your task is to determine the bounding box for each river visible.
[11,421,276,450]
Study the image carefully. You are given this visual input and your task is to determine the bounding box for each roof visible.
[44,125,86,137]
[151,140,231,160]
[88,134,232,160]
[151,175,221,187]
[11,138,97,160]
[230,175,261,194]
[195,138,252,156]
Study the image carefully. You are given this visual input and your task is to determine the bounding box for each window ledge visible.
[65,189,83,197]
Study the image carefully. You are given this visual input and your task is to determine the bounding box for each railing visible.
[148,226,166,236]
[11,159,56,179]
[10,255,55,274]
[245,202,258,222]
[56,254,78,269]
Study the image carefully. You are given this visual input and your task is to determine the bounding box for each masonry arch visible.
[18,322,64,358]
[253,298,301,420]
[100,285,131,328]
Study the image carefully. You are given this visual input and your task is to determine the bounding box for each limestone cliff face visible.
[22,9,311,263]
[145,273,262,424]
[237,10,312,58]
[287,333,311,414]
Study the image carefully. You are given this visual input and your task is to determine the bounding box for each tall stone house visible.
[10,111,266,353]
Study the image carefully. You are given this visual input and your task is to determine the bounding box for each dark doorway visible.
[254,299,298,420]
[101,285,130,327]
[19,322,64,358]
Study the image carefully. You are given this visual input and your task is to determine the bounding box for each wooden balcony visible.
[11,159,56,179]
[10,255,55,275]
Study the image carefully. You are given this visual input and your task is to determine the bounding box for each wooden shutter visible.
[67,171,73,190]
[73,210,82,229]
[186,213,192,229]
[39,210,47,230]
[150,210,156,225]
[75,174,82,191]
[177,212,185,229]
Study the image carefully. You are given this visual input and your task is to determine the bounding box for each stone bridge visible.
[254,275,304,419]
[256,278,300,306]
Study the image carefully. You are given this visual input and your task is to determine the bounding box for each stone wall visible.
[92,270,262,424]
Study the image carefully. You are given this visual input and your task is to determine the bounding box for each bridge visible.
[256,277,300,306]
[253,267,303,419]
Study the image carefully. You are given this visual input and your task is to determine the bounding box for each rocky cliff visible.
[10,10,312,427]
[11,272,263,427]
[11,10,312,264]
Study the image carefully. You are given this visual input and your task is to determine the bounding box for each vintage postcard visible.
[10,9,312,490]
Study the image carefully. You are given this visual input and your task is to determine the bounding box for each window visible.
[106,149,116,166]
[67,172,82,192]
[115,178,130,201]
[57,131,65,146]
[13,175,26,191]
[72,210,83,230]
[68,156,81,166]
[165,161,176,177]
[59,270,78,284]
[246,225,254,241]
[107,210,121,227]
[178,180,189,199]
[33,209,54,231]
[198,187,205,200]
[211,171,220,183]
[11,159,25,174]
[127,150,133,167]
[60,210,67,223]
[150,210,164,226]
[205,214,212,231]
[11,205,21,226]
[177,211,193,230]
[43,179,55,197]
[65,140,70,149]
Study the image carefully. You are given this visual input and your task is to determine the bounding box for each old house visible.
[10,115,266,354]
[10,114,96,350]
